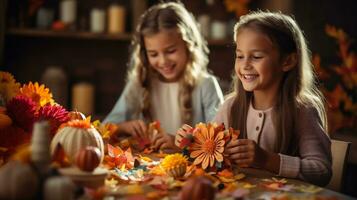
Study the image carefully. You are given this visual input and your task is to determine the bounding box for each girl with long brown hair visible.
[105,2,223,150]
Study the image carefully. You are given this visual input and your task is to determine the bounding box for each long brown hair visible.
[229,11,327,154]
[126,2,209,124]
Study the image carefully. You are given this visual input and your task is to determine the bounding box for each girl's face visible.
[144,29,188,82]
[235,28,284,93]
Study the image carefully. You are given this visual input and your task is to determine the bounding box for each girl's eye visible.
[252,55,263,59]
[148,53,157,57]
[167,49,176,54]
[236,55,244,60]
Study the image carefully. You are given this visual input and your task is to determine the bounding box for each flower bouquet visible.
[177,123,239,171]
[0,71,70,161]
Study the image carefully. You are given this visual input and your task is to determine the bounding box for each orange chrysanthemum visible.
[0,71,20,103]
[19,82,54,108]
[190,123,225,169]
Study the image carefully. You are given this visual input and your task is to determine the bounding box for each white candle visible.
[60,0,77,24]
[72,82,94,116]
[90,8,106,33]
[108,4,126,34]
[198,14,210,38]
[211,20,227,40]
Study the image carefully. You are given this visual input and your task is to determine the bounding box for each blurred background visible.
[0,0,356,196]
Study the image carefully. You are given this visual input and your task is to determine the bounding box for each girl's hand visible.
[118,120,147,138]
[225,139,261,167]
[175,124,192,147]
[225,139,280,173]
[152,133,177,150]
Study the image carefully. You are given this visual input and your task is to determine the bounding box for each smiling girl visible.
[104,2,223,150]
[176,11,332,186]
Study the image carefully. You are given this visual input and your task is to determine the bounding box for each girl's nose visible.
[242,59,252,70]
[158,54,168,66]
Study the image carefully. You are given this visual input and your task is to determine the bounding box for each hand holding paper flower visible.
[178,123,239,170]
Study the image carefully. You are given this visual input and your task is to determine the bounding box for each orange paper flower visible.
[19,82,54,108]
[190,123,225,169]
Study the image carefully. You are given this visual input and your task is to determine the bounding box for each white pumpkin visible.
[50,126,104,164]
[0,161,39,200]
[43,176,75,200]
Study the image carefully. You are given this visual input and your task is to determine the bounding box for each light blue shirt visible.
[104,74,224,126]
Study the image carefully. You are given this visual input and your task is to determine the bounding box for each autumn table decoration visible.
[50,119,104,164]
[75,146,102,172]
[0,71,70,161]
[178,123,239,170]
[180,176,216,200]
[161,153,188,178]
[137,121,163,152]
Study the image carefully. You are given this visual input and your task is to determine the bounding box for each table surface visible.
[236,168,356,200]
[97,153,356,200]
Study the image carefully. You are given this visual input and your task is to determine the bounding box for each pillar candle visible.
[90,8,106,33]
[198,14,210,38]
[72,82,94,116]
[60,0,77,24]
[211,20,227,40]
[108,4,126,34]
[36,8,54,29]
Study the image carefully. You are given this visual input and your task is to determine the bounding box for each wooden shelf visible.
[6,28,132,41]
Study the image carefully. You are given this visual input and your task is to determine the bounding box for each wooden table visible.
[99,162,356,200]
[236,168,356,200]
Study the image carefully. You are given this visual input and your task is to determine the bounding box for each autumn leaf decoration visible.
[138,121,162,151]
[104,144,134,169]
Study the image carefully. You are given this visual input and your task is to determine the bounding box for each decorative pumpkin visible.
[0,160,39,200]
[50,120,104,164]
[180,176,215,200]
[68,111,86,120]
[43,176,75,200]
[75,146,101,172]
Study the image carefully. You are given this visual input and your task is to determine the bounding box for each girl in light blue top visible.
[104,2,224,150]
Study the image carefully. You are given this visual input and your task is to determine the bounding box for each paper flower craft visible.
[161,153,188,178]
[137,121,163,151]
[178,123,239,170]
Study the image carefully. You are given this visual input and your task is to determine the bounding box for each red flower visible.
[0,125,31,151]
[6,96,37,132]
[37,104,69,136]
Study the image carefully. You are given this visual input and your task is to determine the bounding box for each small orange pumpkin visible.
[180,176,216,200]
[75,146,101,172]
[68,111,86,121]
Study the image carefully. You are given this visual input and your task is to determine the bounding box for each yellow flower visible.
[161,153,188,178]
[190,123,225,169]
[0,72,20,103]
[93,120,118,140]
[19,82,54,108]
[161,153,187,170]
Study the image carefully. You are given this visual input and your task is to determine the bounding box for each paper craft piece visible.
[178,123,240,170]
